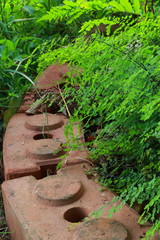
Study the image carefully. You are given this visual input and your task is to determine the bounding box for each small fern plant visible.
[38,0,143,36]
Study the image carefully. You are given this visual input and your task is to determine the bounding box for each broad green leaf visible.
[133,0,141,14]
[120,0,133,13]
[109,1,125,12]
[23,5,34,15]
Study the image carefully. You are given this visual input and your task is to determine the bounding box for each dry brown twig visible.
[57,84,71,117]
[25,93,48,115]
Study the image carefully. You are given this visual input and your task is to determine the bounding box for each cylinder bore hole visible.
[33,133,53,140]
[63,207,88,223]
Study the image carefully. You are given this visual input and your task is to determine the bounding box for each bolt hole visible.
[33,133,53,140]
[40,164,57,178]
[64,207,88,223]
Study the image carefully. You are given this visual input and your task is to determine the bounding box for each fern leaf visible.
[67,10,85,24]
[120,0,133,13]
[79,18,117,34]
[133,0,141,14]
[109,1,125,12]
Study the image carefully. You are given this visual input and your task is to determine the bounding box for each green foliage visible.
[1,0,158,114]
[0,36,37,109]
[0,0,66,117]
[1,0,160,239]
[39,0,144,36]
[38,16,160,239]
[108,0,140,13]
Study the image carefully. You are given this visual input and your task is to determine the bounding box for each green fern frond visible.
[67,9,86,24]
[133,0,141,15]
[79,18,117,34]
[120,0,133,13]
[109,1,125,12]
[80,0,109,11]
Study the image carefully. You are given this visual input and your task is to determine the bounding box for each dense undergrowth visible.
[0,0,160,239]
[38,17,160,239]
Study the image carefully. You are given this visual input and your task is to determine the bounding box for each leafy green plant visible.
[0,1,159,239]
[0,0,69,125]
[39,0,151,37]
[37,15,160,239]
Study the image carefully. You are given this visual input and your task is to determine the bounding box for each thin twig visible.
[25,93,48,115]
[58,84,71,117]
[144,0,148,14]
[13,56,30,77]
[151,0,155,14]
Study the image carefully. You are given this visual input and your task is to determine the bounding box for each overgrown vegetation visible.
[0,0,66,121]
[38,10,160,240]
[1,0,160,239]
